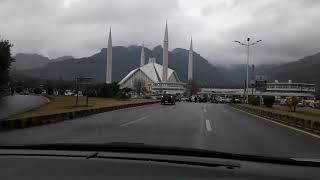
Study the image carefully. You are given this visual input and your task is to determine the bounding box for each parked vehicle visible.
[232,98,241,103]
[74,91,83,96]
[175,95,181,102]
[20,89,30,95]
[181,97,188,101]
[223,98,232,103]
[64,90,73,96]
[297,102,305,107]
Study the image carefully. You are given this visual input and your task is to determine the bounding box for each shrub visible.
[34,88,43,94]
[15,86,23,93]
[263,96,275,107]
[96,84,113,97]
[287,97,300,112]
[95,82,119,98]
[114,91,130,100]
[86,89,97,97]
[248,96,260,106]
[57,89,65,95]
[45,86,54,95]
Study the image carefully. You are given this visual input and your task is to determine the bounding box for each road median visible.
[229,104,320,136]
[0,99,159,131]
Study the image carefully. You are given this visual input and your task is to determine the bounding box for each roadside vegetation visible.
[243,103,320,122]
[7,96,158,119]
[0,37,14,97]
[263,96,275,107]
[286,97,300,112]
[248,96,260,106]
[245,95,320,122]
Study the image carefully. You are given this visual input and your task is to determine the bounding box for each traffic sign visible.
[255,80,267,92]
[76,77,93,85]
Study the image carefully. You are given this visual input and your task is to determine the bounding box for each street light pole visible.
[235,38,261,104]
[246,38,250,103]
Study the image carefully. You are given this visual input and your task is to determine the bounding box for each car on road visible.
[175,95,181,102]
[223,97,232,103]
[181,97,188,101]
[161,94,175,105]
[232,98,241,103]
[297,102,305,107]
[20,89,30,95]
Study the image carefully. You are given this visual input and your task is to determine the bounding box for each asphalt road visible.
[0,95,49,119]
[0,102,319,158]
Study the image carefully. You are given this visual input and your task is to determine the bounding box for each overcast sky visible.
[1,0,320,66]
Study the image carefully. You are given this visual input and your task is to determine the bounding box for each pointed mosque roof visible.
[119,62,180,85]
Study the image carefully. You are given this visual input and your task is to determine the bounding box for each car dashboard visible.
[0,149,319,179]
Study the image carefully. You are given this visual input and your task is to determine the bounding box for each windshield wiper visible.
[1,142,320,167]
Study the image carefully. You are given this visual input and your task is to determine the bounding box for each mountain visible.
[270,52,320,96]
[12,54,74,70]
[51,56,74,62]
[270,52,320,83]
[217,64,278,86]
[17,46,230,87]
[12,53,50,70]
[217,53,320,96]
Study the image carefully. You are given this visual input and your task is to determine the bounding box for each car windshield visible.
[0,0,319,161]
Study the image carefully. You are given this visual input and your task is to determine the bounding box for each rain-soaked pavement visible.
[0,95,49,119]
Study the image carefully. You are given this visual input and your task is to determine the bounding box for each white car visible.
[181,97,188,101]
[223,98,232,103]
[64,90,73,96]
[74,91,83,96]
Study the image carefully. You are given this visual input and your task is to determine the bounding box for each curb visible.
[229,104,320,135]
[0,100,160,132]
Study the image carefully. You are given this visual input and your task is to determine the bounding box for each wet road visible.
[0,102,319,158]
[0,95,49,119]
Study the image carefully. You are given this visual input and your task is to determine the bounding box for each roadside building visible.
[199,80,316,100]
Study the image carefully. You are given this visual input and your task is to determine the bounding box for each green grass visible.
[242,104,320,122]
[7,96,157,119]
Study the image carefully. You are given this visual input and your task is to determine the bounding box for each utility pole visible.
[251,64,255,95]
[235,38,262,103]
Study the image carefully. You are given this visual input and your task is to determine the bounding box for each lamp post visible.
[235,38,262,103]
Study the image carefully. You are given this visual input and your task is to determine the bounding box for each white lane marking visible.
[205,119,212,132]
[229,106,320,139]
[120,116,149,127]
[203,108,207,113]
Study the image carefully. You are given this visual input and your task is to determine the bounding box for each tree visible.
[0,38,14,87]
[186,79,199,95]
[133,79,146,96]
[287,97,300,112]
[95,82,120,98]
[45,86,54,95]
[15,86,23,94]
[34,87,43,94]
[122,87,132,94]
[263,96,275,107]
[248,96,260,106]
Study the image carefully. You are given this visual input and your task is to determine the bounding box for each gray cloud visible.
[1,0,320,66]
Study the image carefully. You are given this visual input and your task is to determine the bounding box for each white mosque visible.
[106,22,194,95]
